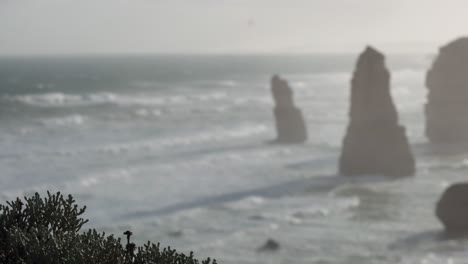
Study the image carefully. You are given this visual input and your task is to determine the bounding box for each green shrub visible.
[0,192,217,264]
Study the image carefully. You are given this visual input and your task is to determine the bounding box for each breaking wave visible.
[2,91,228,108]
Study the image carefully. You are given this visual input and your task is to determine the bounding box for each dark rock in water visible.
[271,75,307,143]
[426,37,468,143]
[257,238,280,252]
[339,46,415,177]
[436,183,468,235]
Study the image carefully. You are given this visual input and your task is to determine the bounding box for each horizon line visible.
[0,51,435,58]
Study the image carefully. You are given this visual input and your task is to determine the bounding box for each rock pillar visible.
[339,47,415,176]
[271,75,307,144]
[426,37,468,143]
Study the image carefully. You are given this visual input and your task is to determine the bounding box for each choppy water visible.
[1,54,468,264]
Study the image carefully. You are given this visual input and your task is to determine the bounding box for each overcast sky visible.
[1,0,468,55]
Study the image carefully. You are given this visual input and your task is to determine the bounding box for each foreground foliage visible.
[0,192,216,264]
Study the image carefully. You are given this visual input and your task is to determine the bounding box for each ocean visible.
[1,54,467,264]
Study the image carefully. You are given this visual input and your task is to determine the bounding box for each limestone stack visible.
[271,75,307,143]
[426,37,468,143]
[436,183,468,235]
[339,47,415,176]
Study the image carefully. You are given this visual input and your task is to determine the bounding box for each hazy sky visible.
[1,0,468,55]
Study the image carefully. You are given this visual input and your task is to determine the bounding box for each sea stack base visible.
[339,123,414,176]
[273,107,307,144]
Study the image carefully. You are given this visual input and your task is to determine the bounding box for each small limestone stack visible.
[339,47,415,176]
[426,37,468,143]
[271,75,307,143]
[436,183,468,235]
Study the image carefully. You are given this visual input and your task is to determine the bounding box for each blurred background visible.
[1,1,468,263]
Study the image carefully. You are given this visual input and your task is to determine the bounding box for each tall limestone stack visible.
[426,37,468,143]
[271,75,307,143]
[339,47,415,176]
